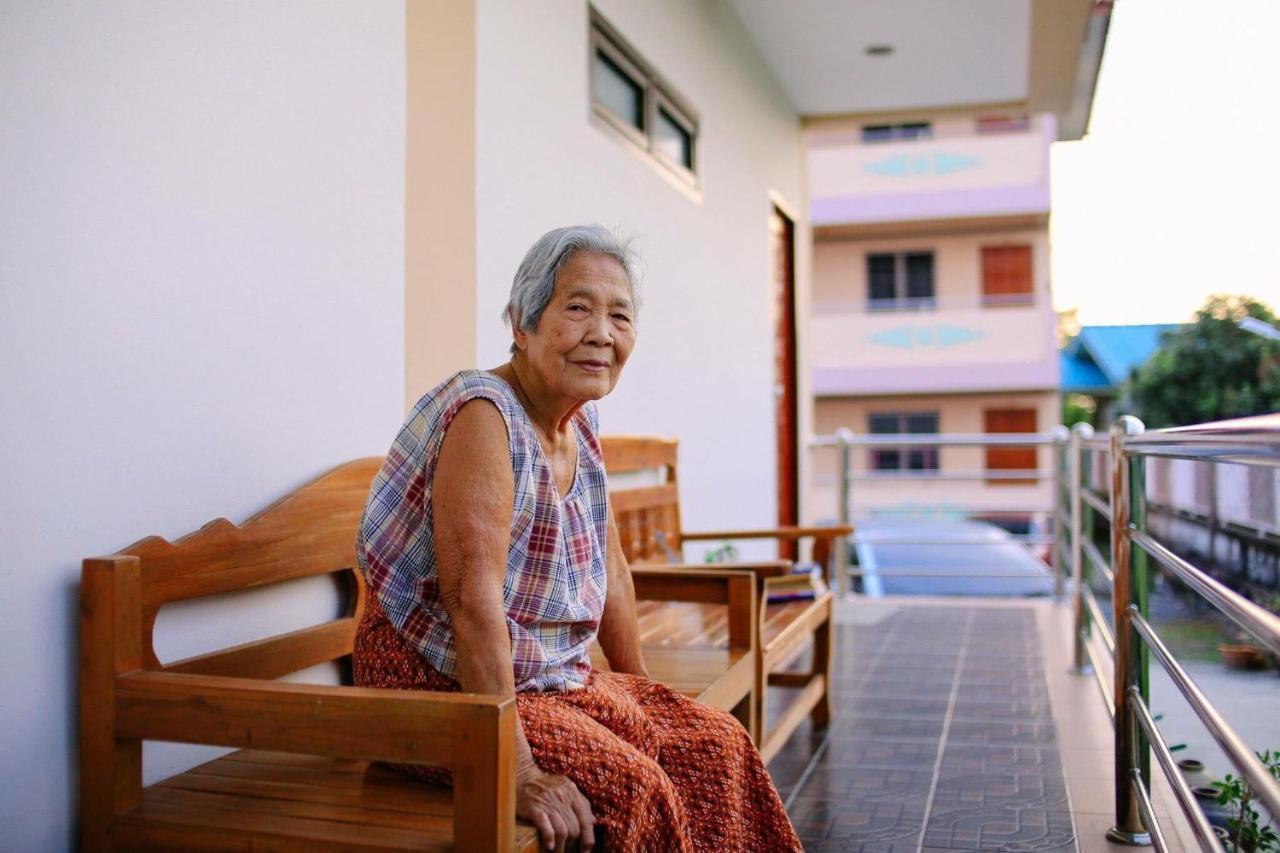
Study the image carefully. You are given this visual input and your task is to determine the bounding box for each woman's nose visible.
[584,311,613,345]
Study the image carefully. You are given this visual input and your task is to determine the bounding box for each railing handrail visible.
[1055,414,1280,849]
[811,431,1061,448]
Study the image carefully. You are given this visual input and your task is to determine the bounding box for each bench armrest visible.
[115,670,512,765]
[682,525,853,542]
[113,670,517,850]
[636,560,791,580]
[628,566,758,650]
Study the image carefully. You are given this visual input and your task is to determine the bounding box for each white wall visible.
[0,3,405,849]
[473,0,808,546]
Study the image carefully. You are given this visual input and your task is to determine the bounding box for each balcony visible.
[812,296,1060,396]
[779,416,1280,850]
[808,116,1055,229]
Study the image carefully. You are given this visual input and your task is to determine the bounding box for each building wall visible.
[807,114,1054,226]
[0,3,406,849]
[472,0,810,547]
[810,226,1058,395]
[809,391,1060,522]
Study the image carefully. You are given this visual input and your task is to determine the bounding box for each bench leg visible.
[731,691,756,743]
[811,609,833,729]
[752,654,765,747]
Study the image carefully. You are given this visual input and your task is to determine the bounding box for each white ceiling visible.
[727,0,1032,117]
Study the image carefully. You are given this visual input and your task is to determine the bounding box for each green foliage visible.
[1212,749,1280,851]
[1062,393,1097,428]
[1127,295,1280,428]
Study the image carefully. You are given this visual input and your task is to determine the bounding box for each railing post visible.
[1071,423,1095,675]
[1051,425,1070,600]
[834,428,854,597]
[1108,415,1151,847]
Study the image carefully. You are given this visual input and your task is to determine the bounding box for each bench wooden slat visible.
[166,761,454,817]
[146,784,460,833]
[162,617,358,679]
[119,790,457,852]
[600,435,678,474]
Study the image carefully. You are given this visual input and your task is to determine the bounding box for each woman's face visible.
[516,251,636,404]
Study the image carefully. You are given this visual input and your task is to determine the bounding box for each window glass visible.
[655,108,693,169]
[870,412,939,472]
[905,414,938,433]
[861,125,893,143]
[867,254,897,303]
[593,50,644,131]
[869,413,900,434]
[861,122,932,142]
[900,122,932,140]
[904,253,935,301]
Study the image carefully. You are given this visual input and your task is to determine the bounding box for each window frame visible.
[589,8,700,192]
[865,251,936,311]
[868,411,941,474]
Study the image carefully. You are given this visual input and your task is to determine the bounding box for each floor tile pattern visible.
[771,605,1077,852]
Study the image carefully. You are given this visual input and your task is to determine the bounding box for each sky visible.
[1049,0,1280,325]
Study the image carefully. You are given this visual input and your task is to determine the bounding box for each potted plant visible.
[1211,750,1280,851]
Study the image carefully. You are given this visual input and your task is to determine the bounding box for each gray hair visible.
[502,225,641,353]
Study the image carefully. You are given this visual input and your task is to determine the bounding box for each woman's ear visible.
[512,321,527,353]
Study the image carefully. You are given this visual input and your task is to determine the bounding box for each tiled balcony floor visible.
[768,600,1132,852]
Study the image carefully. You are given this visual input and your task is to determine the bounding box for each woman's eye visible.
[612,313,632,324]
[567,304,588,314]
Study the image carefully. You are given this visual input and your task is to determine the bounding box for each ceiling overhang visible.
[728,0,1111,140]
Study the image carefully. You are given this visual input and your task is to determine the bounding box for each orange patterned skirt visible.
[353,602,801,853]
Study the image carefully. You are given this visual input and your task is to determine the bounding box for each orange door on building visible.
[984,408,1038,486]
[771,206,798,557]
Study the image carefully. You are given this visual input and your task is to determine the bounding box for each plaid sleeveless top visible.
[357,370,609,692]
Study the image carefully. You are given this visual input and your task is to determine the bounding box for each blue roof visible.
[1060,351,1111,393]
[1062,324,1182,391]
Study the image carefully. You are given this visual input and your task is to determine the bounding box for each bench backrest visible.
[79,458,383,844]
[84,457,381,681]
[599,435,683,563]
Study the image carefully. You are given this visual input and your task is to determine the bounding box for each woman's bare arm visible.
[434,400,594,852]
[595,508,649,677]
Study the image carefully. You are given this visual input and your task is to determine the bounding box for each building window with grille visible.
[869,412,940,472]
[981,245,1034,306]
[867,252,935,310]
[861,122,932,143]
[590,8,699,190]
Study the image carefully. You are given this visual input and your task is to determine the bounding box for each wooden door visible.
[770,206,798,556]
[984,408,1037,486]
[981,245,1033,304]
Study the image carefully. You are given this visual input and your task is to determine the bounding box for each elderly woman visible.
[354,226,800,852]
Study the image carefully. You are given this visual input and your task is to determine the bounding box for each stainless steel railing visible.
[813,416,1280,849]
[1061,415,1280,851]
[811,428,1066,597]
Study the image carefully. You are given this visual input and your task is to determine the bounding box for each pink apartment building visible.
[808,113,1061,531]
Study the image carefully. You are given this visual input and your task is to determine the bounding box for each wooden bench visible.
[79,458,761,851]
[601,435,852,763]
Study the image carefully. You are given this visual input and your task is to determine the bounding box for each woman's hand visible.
[517,765,596,852]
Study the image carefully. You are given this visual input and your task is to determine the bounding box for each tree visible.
[1127,295,1280,428]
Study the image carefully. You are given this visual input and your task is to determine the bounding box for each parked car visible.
[849,517,1055,597]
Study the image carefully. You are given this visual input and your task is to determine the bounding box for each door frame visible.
[771,203,799,549]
